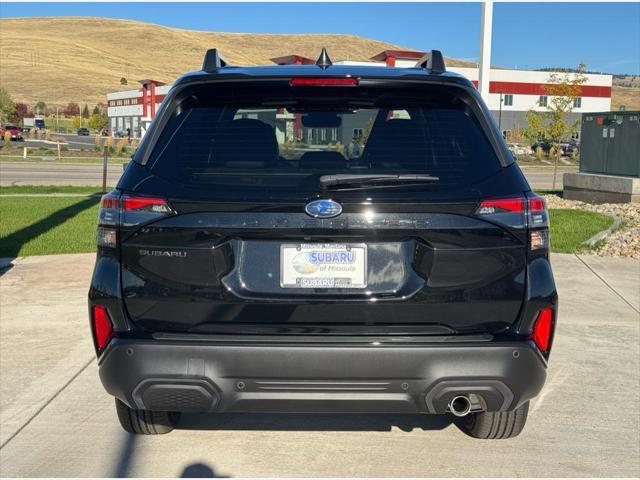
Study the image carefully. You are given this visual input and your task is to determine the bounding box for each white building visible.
[106,79,170,138]
[107,50,612,139]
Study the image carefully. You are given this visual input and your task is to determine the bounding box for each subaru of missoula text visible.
[89,48,557,438]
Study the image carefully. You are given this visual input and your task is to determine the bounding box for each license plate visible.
[280,243,367,289]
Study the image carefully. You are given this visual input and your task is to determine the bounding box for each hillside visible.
[611,86,640,111]
[1,17,635,110]
[0,17,471,107]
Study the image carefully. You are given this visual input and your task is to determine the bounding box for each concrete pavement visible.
[0,161,576,190]
[0,253,638,477]
[0,161,121,187]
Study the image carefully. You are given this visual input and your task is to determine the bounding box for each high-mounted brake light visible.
[530,308,554,353]
[290,77,359,87]
[92,305,114,350]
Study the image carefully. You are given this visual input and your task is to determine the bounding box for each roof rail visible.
[415,50,446,74]
[202,49,229,72]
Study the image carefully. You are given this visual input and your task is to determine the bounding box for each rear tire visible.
[457,401,529,439]
[115,398,180,435]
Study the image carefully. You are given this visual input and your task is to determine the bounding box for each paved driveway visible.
[0,253,638,477]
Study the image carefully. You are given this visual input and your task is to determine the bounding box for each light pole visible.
[498,92,503,135]
[478,1,493,104]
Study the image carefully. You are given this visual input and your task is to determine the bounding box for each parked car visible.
[77,127,90,136]
[0,125,24,141]
[559,142,579,156]
[507,143,530,156]
[89,49,557,439]
[531,141,553,153]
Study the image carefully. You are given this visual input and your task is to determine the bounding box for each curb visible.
[585,215,622,246]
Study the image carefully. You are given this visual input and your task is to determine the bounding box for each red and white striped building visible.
[107,50,612,138]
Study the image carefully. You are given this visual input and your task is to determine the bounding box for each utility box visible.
[579,111,640,177]
[564,111,640,203]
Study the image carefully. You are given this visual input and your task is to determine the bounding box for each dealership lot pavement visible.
[0,253,638,477]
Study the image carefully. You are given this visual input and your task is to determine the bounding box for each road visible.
[0,252,638,477]
[15,133,99,150]
[0,161,576,189]
[0,161,122,187]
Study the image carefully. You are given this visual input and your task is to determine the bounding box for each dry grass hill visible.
[1,17,636,110]
[611,86,640,111]
[0,17,471,106]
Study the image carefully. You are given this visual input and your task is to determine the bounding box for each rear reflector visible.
[92,305,113,350]
[290,77,358,86]
[530,308,553,352]
[123,195,173,213]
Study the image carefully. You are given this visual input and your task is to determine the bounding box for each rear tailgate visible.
[116,80,532,336]
[119,198,527,335]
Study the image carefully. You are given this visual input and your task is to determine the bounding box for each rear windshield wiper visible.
[319,174,439,190]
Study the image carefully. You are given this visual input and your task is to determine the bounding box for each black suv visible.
[89,49,557,439]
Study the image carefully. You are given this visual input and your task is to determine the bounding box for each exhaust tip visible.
[449,395,471,417]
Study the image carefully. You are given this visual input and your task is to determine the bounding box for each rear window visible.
[146,84,501,198]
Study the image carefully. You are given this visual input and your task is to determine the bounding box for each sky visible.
[1,2,639,74]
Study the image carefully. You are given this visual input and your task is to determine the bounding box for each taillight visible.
[477,198,524,214]
[123,195,173,213]
[527,194,548,227]
[92,305,114,351]
[96,192,174,248]
[476,194,550,251]
[475,196,526,229]
[290,77,358,86]
[530,308,554,353]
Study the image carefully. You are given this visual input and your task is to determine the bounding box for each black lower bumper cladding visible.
[99,338,547,414]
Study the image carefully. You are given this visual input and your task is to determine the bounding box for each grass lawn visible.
[0,191,615,257]
[0,196,100,257]
[549,209,614,253]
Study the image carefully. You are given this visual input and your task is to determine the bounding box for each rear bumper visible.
[98,338,547,414]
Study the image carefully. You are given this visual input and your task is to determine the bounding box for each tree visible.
[94,102,107,115]
[63,102,80,118]
[522,63,588,189]
[92,105,100,115]
[33,101,47,116]
[88,113,108,131]
[120,77,128,85]
[11,103,30,124]
[0,87,15,124]
[82,103,90,118]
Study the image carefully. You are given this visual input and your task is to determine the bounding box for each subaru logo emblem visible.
[305,199,342,218]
